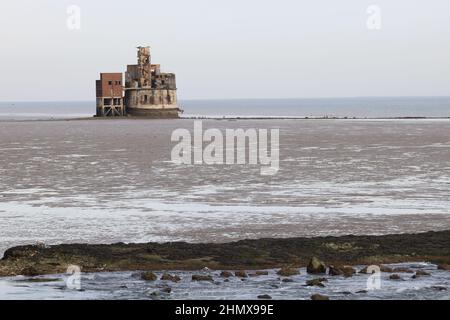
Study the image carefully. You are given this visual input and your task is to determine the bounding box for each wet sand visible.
[0,119,449,252]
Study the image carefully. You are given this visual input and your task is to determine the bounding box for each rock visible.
[380,265,394,273]
[359,266,382,274]
[431,286,447,291]
[437,264,450,270]
[141,271,157,281]
[328,265,343,276]
[412,270,431,278]
[20,267,39,277]
[257,294,272,300]
[248,270,269,277]
[277,267,299,277]
[328,265,356,277]
[356,290,368,294]
[282,278,294,283]
[392,267,414,273]
[150,287,172,297]
[0,231,449,278]
[359,266,372,274]
[389,274,401,280]
[161,287,172,294]
[342,266,356,277]
[220,271,233,278]
[235,271,248,278]
[360,265,394,274]
[256,270,269,275]
[311,294,330,301]
[192,275,214,282]
[18,278,60,283]
[307,257,327,274]
[416,270,431,276]
[306,278,327,287]
[160,273,181,283]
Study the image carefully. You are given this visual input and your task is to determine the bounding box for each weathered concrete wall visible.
[124,47,179,117]
[124,88,178,109]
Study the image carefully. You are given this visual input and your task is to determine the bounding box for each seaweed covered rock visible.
[161,287,172,294]
[161,273,181,282]
[234,271,248,278]
[277,267,299,277]
[360,265,384,274]
[438,264,450,270]
[389,274,401,280]
[392,267,414,273]
[306,278,327,287]
[253,271,269,276]
[307,257,327,274]
[141,271,157,281]
[20,266,40,277]
[220,271,233,278]
[311,294,330,301]
[380,265,394,273]
[0,231,448,277]
[192,274,214,282]
[328,265,355,277]
[412,270,431,278]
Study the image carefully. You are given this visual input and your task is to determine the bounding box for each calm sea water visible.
[0,97,449,120]
[1,263,448,300]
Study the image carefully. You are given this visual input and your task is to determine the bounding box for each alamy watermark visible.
[366,5,382,30]
[66,5,81,30]
[65,265,82,290]
[366,265,382,290]
[171,121,279,176]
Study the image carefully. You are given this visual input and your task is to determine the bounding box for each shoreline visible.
[1,231,449,277]
[1,115,450,123]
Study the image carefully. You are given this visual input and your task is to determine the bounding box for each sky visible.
[0,0,449,101]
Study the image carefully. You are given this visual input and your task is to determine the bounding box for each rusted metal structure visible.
[95,46,180,118]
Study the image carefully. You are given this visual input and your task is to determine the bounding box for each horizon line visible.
[1,95,450,104]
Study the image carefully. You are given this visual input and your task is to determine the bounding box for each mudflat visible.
[1,119,450,253]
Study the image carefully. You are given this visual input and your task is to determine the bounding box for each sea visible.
[0,96,449,120]
[0,263,448,300]
[0,97,449,299]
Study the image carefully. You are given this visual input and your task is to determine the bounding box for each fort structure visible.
[96,46,181,118]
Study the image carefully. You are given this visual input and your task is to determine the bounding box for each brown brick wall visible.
[96,73,123,97]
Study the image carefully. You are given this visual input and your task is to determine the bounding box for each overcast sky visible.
[0,0,449,101]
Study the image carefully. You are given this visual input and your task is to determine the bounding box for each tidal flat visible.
[1,118,450,299]
[0,119,450,254]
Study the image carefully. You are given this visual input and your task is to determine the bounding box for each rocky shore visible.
[0,231,449,277]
